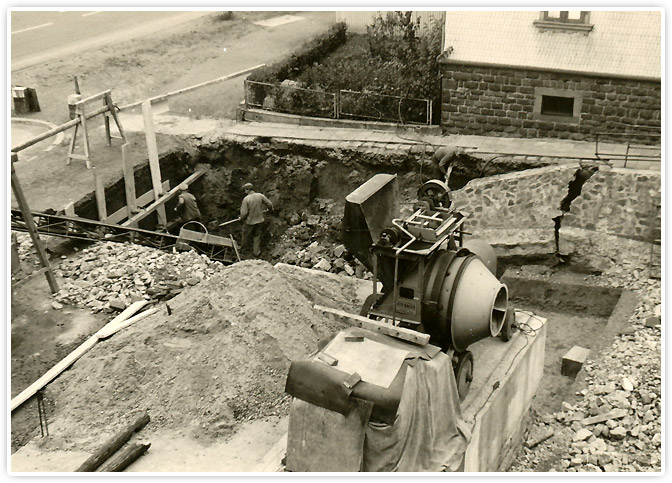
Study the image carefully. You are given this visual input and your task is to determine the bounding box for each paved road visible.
[10,10,213,71]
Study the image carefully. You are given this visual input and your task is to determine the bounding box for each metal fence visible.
[245,80,337,119]
[245,80,433,125]
[595,131,661,167]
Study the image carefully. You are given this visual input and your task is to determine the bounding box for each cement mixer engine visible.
[343,174,513,400]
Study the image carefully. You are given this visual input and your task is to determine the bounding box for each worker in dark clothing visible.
[428,146,465,184]
[240,182,274,258]
[174,184,203,231]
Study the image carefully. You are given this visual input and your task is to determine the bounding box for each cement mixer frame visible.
[343,174,513,401]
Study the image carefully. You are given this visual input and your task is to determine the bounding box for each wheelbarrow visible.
[177,221,241,263]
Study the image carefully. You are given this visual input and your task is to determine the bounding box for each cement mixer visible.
[343,174,513,400]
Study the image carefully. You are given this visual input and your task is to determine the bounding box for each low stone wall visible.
[451,164,661,274]
[451,165,578,235]
[563,168,661,242]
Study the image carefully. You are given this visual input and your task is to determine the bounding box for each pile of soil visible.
[41,260,348,452]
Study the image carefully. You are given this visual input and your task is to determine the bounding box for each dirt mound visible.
[43,260,346,451]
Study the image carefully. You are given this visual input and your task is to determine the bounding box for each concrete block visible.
[562,346,591,377]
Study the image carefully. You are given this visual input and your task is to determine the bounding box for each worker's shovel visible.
[219,217,241,227]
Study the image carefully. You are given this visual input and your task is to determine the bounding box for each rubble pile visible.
[511,272,661,473]
[272,198,371,279]
[51,242,225,313]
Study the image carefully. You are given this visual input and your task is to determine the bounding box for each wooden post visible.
[10,154,59,294]
[142,100,166,230]
[92,167,107,223]
[97,443,151,472]
[106,92,127,142]
[121,143,137,220]
[79,103,92,168]
[76,412,150,472]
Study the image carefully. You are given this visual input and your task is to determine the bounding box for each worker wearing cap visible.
[429,146,465,184]
[175,183,202,227]
[240,182,273,257]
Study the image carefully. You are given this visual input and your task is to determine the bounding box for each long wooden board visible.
[107,181,170,226]
[10,301,148,412]
[314,305,430,346]
[122,169,207,227]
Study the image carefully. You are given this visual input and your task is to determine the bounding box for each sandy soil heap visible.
[43,260,347,451]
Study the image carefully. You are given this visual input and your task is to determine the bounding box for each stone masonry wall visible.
[451,165,578,234]
[440,63,661,142]
[562,168,661,242]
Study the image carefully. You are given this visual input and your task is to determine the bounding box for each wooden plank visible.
[64,202,75,217]
[92,167,107,222]
[255,433,287,472]
[97,308,157,339]
[76,412,150,472]
[107,181,169,226]
[10,156,59,294]
[12,104,110,152]
[122,170,207,227]
[142,101,163,197]
[97,443,151,472]
[142,100,166,228]
[10,301,147,412]
[581,408,628,427]
[121,143,136,219]
[12,267,49,288]
[314,305,430,346]
[119,64,266,111]
[76,89,111,106]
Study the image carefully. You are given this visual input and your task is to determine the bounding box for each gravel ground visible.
[510,266,662,473]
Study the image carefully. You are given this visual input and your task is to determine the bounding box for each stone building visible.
[439,11,661,142]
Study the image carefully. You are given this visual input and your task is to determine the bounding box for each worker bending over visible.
[430,146,465,185]
[240,182,273,258]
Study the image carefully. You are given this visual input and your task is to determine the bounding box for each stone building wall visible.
[440,63,661,142]
[562,168,661,242]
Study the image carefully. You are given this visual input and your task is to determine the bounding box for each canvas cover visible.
[285,327,469,472]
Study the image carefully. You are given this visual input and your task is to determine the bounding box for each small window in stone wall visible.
[534,87,583,124]
[541,95,574,117]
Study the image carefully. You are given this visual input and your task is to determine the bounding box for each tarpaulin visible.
[362,352,468,472]
[285,327,469,471]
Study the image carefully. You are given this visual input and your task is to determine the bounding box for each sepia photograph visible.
[8,4,663,474]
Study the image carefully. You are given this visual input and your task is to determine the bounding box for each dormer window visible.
[534,11,594,32]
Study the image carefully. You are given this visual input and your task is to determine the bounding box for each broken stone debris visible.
[510,273,661,473]
[50,241,224,313]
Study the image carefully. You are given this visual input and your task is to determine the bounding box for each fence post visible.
[244,80,249,106]
[334,92,338,119]
[428,100,433,125]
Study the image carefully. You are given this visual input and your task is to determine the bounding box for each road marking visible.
[11,22,54,35]
[82,11,103,17]
[253,15,303,28]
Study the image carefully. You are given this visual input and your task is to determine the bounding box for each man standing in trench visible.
[240,182,273,258]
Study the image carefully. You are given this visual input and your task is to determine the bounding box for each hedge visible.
[248,22,348,84]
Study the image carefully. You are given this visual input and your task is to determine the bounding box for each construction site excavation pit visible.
[11,139,660,472]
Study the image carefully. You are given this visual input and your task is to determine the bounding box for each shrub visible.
[248,22,347,84]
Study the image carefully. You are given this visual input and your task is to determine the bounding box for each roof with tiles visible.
[443,11,661,79]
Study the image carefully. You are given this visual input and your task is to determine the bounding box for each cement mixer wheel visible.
[453,351,474,402]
